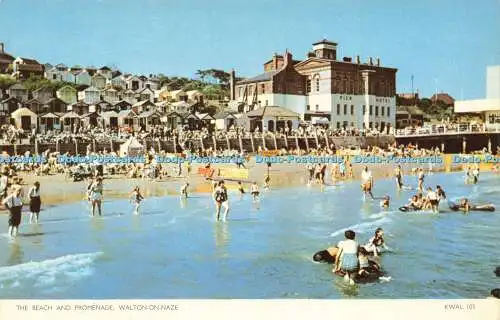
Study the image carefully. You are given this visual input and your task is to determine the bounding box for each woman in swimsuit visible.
[28,181,41,224]
[89,177,103,217]
[131,186,144,215]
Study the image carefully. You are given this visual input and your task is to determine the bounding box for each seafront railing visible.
[1,134,396,156]
[394,124,500,137]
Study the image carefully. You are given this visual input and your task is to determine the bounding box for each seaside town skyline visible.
[0,0,499,100]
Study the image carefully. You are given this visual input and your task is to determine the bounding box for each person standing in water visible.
[131,186,144,215]
[2,186,23,238]
[361,166,374,200]
[28,181,41,224]
[334,230,359,285]
[180,182,189,198]
[471,165,480,184]
[250,181,260,202]
[425,187,439,213]
[89,176,103,217]
[394,165,403,190]
[237,181,245,195]
[264,175,270,190]
[0,172,8,201]
[213,180,229,221]
[417,168,425,192]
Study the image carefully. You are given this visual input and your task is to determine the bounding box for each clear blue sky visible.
[0,0,499,99]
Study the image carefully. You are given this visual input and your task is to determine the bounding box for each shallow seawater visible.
[0,172,499,299]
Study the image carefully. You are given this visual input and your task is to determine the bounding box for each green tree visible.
[0,75,17,89]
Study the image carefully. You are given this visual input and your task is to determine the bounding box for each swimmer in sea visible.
[380,195,390,209]
[250,181,260,202]
[180,182,189,198]
[131,186,144,215]
[363,228,388,257]
[459,198,470,213]
[404,195,422,211]
[436,185,446,202]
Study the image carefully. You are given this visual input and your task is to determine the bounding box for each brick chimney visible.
[273,53,279,70]
[0,42,4,53]
[368,57,373,65]
[284,50,293,67]
[376,57,380,66]
[356,55,360,64]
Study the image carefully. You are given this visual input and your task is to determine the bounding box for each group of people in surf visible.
[2,180,42,239]
[313,228,388,285]
[400,185,447,213]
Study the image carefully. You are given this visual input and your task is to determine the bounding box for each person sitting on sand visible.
[334,230,359,285]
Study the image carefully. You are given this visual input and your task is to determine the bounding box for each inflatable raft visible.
[448,201,495,212]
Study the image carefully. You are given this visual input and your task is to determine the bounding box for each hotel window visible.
[343,121,348,129]
[337,104,340,115]
[265,100,269,106]
[343,104,347,115]
[315,105,319,111]
[363,105,366,115]
[369,122,373,128]
[381,106,385,116]
[336,122,340,129]
[351,122,354,127]
[375,106,379,116]
[350,105,354,115]
[387,107,390,117]
[306,79,311,93]
[316,78,320,92]
[369,105,373,115]
[261,84,265,93]
[306,105,310,111]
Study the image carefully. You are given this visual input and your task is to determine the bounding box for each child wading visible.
[131,186,144,215]
[2,186,23,238]
[334,230,359,285]
[29,182,41,224]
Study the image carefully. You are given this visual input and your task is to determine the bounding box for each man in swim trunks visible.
[361,166,374,199]
[426,187,439,213]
